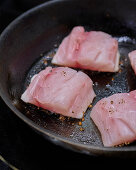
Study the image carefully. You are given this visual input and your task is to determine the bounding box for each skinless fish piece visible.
[52,26,120,72]
[128,50,136,74]
[90,90,136,147]
[21,67,96,119]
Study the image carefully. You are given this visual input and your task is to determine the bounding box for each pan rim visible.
[0,0,136,154]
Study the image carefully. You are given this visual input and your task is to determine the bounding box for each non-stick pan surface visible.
[1,0,136,157]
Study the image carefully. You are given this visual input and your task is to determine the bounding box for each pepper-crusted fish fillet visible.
[52,26,120,72]
[91,91,136,147]
[21,67,96,119]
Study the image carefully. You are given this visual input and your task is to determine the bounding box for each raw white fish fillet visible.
[52,26,120,72]
[90,90,136,147]
[128,50,136,74]
[21,67,96,119]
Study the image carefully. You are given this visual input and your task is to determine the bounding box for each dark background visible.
[0,0,136,169]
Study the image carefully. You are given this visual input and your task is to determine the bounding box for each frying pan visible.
[1,0,136,158]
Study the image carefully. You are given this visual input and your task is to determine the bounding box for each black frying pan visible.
[0,0,136,157]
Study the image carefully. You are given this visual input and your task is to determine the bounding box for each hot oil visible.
[22,35,136,146]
